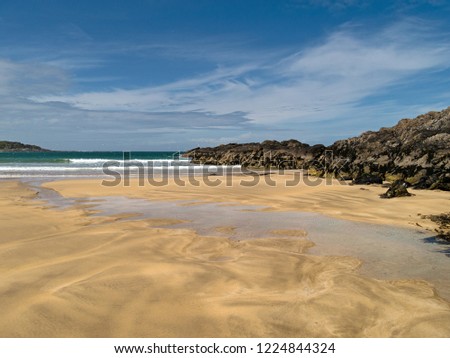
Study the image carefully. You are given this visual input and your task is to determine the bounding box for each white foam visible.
[69,158,191,164]
[0,164,241,173]
[0,166,106,171]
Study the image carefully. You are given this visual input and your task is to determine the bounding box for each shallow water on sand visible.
[36,186,450,300]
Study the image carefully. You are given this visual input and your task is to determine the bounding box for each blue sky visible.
[1,0,450,150]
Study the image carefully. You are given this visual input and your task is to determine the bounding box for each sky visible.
[1,0,450,151]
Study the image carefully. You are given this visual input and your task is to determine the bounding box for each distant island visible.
[185,106,450,191]
[0,141,50,152]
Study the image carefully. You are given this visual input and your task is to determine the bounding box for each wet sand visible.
[1,176,450,337]
[45,173,450,232]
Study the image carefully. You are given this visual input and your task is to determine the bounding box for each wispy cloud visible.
[0,59,69,96]
[2,19,450,149]
[30,20,450,123]
[290,0,448,11]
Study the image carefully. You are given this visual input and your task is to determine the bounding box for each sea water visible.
[0,151,241,178]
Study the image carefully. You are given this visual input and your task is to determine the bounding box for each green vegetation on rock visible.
[0,141,49,152]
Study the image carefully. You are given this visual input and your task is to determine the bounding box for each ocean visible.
[0,151,240,178]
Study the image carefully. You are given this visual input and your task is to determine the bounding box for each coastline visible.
[1,176,450,337]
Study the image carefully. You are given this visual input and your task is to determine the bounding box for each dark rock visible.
[353,174,383,185]
[425,213,450,242]
[185,139,325,169]
[184,107,450,190]
[429,176,450,191]
[380,180,412,199]
[411,174,450,191]
[319,107,450,190]
[412,176,434,189]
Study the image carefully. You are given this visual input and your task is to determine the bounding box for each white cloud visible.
[2,19,450,149]
[29,20,450,126]
[0,59,69,96]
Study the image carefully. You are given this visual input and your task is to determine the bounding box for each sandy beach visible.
[47,173,450,231]
[1,175,450,337]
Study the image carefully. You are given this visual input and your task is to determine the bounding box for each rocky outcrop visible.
[186,140,325,169]
[0,141,49,152]
[353,174,383,185]
[316,107,450,190]
[380,180,412,199]
[184,107,450,190]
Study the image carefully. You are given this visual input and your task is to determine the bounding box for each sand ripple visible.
[1,181,450,337]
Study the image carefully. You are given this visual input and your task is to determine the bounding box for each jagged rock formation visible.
[185,107,450,190]
[0,141,49,152]
[318,107,450,190]
[186,140,325,169]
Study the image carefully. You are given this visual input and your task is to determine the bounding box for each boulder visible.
[380,180,412,199]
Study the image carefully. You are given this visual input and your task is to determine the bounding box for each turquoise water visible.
[0,151,241,178]
[0,151,184,177]
[0,151,180,163]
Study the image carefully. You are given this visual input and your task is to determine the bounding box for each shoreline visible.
[1,177,450,337]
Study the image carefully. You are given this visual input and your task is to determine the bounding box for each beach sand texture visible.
[1,176,450,337]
